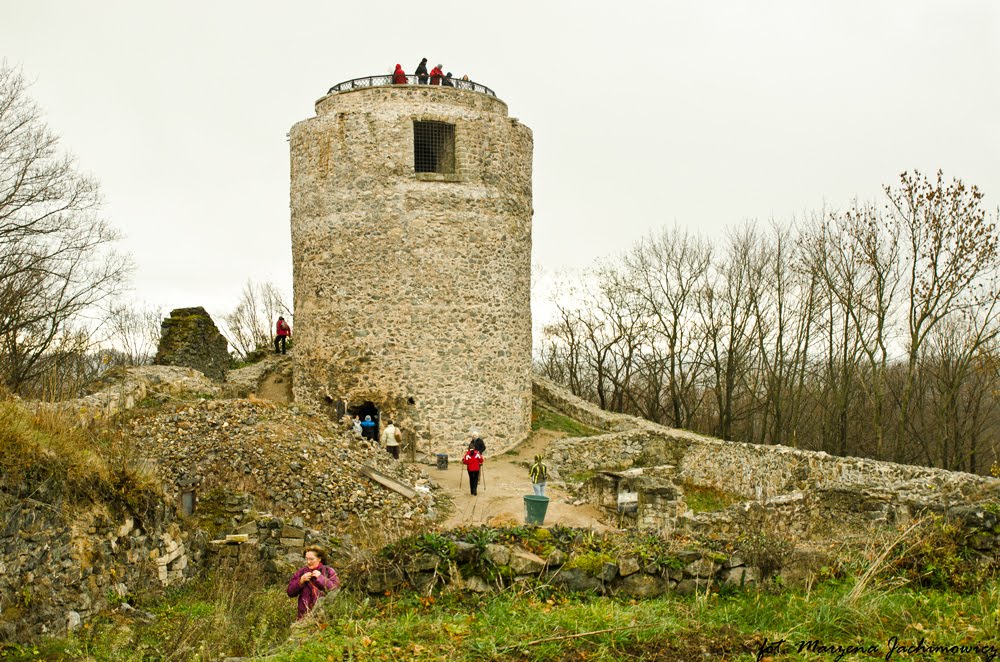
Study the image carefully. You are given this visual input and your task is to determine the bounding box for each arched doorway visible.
[348,401,380,442]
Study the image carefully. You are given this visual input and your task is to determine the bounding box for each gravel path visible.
[435,429,610,530]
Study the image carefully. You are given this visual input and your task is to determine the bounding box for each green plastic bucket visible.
[523,495,550,525]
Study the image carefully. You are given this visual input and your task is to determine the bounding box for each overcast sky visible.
[3,1,998,333]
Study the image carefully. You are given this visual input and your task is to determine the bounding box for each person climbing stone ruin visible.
[274,316,291,354]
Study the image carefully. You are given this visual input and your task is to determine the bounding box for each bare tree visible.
[696,227,762,441]
[624,226,711,428]
[887,170,1000,463]
[104,302,164,366]
[0,63,131,393]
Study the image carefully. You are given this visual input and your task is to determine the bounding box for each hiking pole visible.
[480,465,486,492]
[458,462,464,489]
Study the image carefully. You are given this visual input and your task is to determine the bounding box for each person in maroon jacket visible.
[392,63,407,84]
[429,64,444,85]
[287,545,340,619]
[274,316,291,354]
[462,444,484,496]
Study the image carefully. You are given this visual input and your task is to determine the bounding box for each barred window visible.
[413,121,455,174]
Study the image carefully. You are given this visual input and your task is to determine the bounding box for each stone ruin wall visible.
[290,85,533,458]
[535,377,1000,531]
[153,307,230,381]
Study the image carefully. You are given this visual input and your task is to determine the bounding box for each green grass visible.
[531,407,602,437]
[1,570,293,661]
[681,481,744,513]
[10,568,999,661]
[276,579,999,661]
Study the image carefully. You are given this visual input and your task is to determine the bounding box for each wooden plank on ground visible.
[361,467,417,500]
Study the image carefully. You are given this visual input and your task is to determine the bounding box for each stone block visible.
[721,566,757,586]
[463,576,492,593]
[280,537,306,547]
[409,553,441,572]
[156,546,183,566]
[684,557,719,578]
[618,574,666,598]
[546,549,567,567]
[617,556,640,577]
[235,522,258,535]
[66,611,81,633]
[508,548,545,575]
[483,544,510,567]
[281,525,306,539]
[674,578,711,595]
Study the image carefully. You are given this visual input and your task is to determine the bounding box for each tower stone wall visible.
[289,84,533,457]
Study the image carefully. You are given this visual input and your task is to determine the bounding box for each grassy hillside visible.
[8,517,999,661]
[9,575,998,660]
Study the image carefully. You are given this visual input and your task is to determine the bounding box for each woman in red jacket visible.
[462,444,484,496]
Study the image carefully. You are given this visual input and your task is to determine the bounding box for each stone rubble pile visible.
[127,397,440,529]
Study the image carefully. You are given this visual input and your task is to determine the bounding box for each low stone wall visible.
[35,365,221,424]
[365,535,762,598]
[535,377,1000,508]
[0,496,201,642]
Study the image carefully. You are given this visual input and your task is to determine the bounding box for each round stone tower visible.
[289,78,533,458]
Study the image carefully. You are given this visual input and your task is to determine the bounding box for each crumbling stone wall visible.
[290,84,533,458]
[366,532,765,597]
[154,307,230,381]
[537,376,999,506]
[0,494,201,642]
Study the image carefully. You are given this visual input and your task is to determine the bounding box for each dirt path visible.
[429,430,610,531]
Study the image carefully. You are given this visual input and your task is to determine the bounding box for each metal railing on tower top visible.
[327,74,496,97]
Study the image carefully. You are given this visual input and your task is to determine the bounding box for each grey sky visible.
[2,1,998,328]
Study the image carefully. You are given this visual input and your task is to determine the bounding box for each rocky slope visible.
[125,396,440,530]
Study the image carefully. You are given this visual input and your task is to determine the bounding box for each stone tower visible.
[289,77,533,457]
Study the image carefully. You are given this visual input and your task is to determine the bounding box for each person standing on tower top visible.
[415,58,429,84]
[275,316,291,354]
[430,64,444,85]
[392,63,407,84]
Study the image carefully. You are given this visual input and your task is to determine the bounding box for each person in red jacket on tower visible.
[429,64,444,85]
[392,63,407,84]
[462,443,484,496]
[275,316,291,354]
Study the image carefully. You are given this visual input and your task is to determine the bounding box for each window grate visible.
[413,121,456,174]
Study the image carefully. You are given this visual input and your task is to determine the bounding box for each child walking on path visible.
[529,454,548,496]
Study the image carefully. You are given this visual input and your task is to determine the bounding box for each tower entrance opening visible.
[348,401,380,442]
